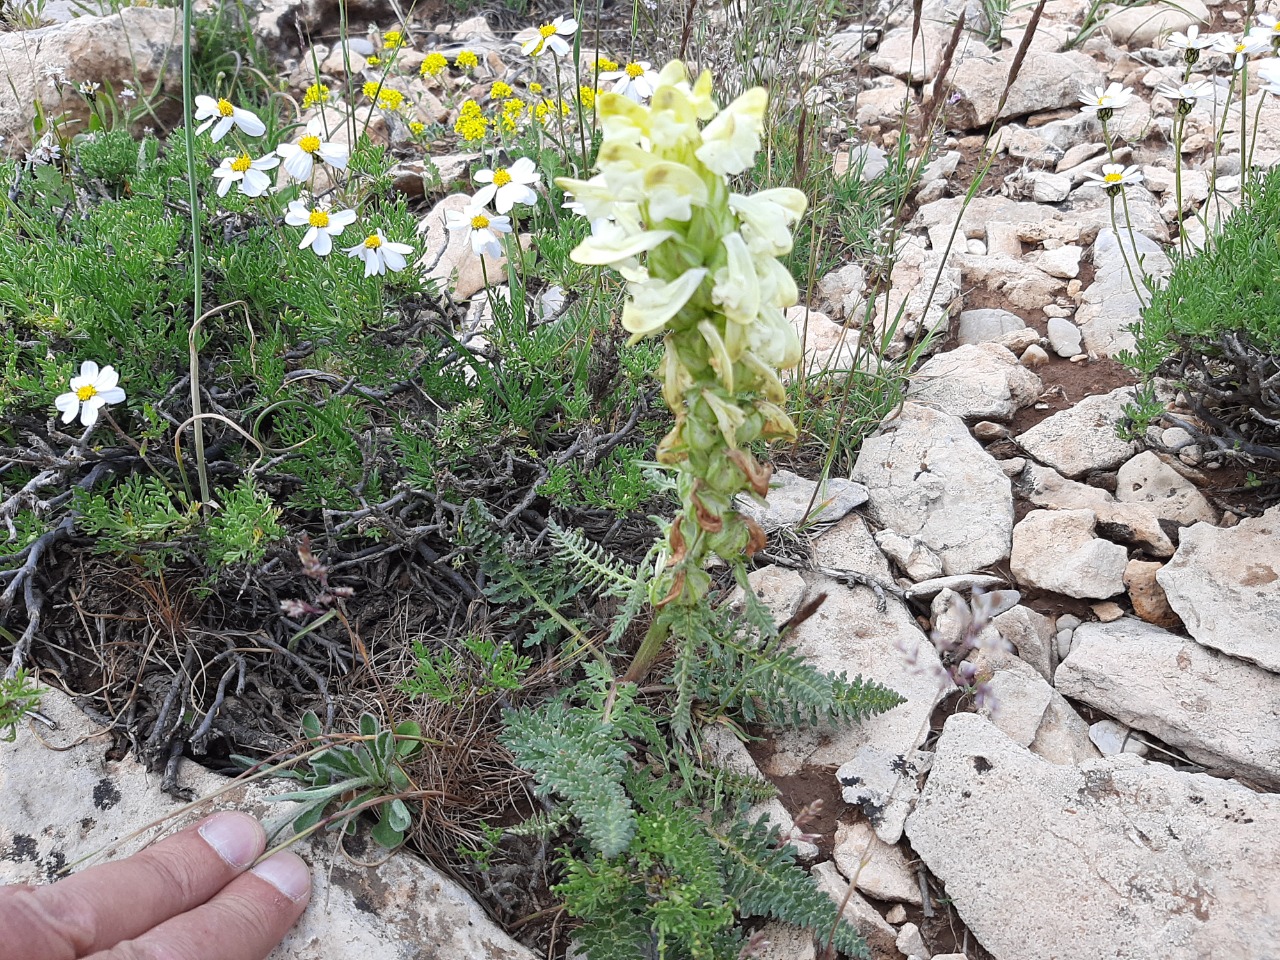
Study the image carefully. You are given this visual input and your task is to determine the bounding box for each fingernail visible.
[252,852,311,903]
[198,812,263,869]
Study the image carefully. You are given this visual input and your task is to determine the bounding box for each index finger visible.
[0,811,265,960]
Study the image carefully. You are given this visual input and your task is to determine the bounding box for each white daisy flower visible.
[1213,31,1269,69]
[55,361,126,428]
[1259,57,1280,93]
[194,95,266,142]
[1166,24,1218,51]
[212,151,280,197]
[1156,78,1215,100]
[522,15,578,57]
[1251,14,1280,46]
[1078,82,1134,115]
[1083,163,1144,190]
[284,200,357,255]
[77,81,100,98]
[344,230,415,277]
[445,206,512,258]
[472,157,541,214]
[600,61,659,103]
[275,123,349,181]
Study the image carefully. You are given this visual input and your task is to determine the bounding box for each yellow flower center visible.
[231,154,252,173]
[217,98,234,117]
[76,384,97,402]
[1235,43,1245,52]
[539,23,557,37]
[625,62,644,78]
[298,135,321,154]
[529,82,543,94]
[383,30,403,48]
[366,55,382,67]
[309,210,330,228]
[492,168,512,186]
[471,214,490,230]
[364,234,382,249]
[1104,172,1123,183]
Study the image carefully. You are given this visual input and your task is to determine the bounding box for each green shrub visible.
[1120,168,1280,471]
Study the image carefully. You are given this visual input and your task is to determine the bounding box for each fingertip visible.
[197,812,266,869]
[250,852,312,904]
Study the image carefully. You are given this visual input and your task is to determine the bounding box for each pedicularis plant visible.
[559,61,807,681]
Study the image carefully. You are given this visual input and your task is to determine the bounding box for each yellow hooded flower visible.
[695,87,767,176]
[728,188,808,256]
[621,268,708,339]
[711,233,760,326]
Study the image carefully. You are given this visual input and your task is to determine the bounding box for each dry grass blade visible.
[911,0,924,44]
[993,0,1046,122]
[920,10,968,136]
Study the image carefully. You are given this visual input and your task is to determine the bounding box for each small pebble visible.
[1091,601,1125,622]
[1057,614,1083,631]
[886,904,908,924]
[999,457,1027,477]
[1161,427,1194,450]
[1179,444,1204,466]
[966,238,988,255]
[1089,719,1149,757]
[973,421,1010,441]
[896,923,927,959]
[1021,344,1050,368]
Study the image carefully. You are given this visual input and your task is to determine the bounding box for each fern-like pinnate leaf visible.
[717,816,869,959]
[501,699,636,858]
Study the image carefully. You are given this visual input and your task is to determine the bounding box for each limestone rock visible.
[1088,719,1149,756]
[906,713,1280,960]
[1157,507,1280,673]
[735,469,869,533]
[1114,451,1217,526]
[815,263,868,321]
[993,604,1056,681]
[875,530,946,581]
[1056,618,1280,789]
[874,238,961,356]
[1046,316,1083,357]
[0,691,534,960]
[853,404,1014,576]
[1016,386,1138,478]
[1123,559,1181,629]
[787,306,863,374]
[1015,463,1176,557]
[976,652,1053,747]
[956,308,1028,345]
[868,22,960,82]
[1010,510,1128,599]
[1,8,182,155]
[1102,0,1209,47]
[812,862,904,960]
[833,821,922,905]
[1075,230,1173,357]
[736,565,809,623]
[907,344,1043,421]
[1030,689,1102,765]
[947,51,1105,128]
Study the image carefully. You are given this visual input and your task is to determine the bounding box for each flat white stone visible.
[854,403,1014,576]
[1157,507,1280,673]
[1010,509,1128,599]
[1056,618,1280,789]
[907,714,1280,960]
[1016,386,1139,478]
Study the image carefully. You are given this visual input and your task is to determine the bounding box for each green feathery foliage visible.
[717,816,869,958]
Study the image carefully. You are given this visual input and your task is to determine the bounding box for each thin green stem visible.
[181,0,211,508]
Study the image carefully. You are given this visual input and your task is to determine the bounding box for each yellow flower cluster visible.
[455,49,479,70]
[302,83,330,108]
[499,97,526,132]
[454,99,488,141]
[377,88,405,110]
[490,80,513,100]
[366,55,382,67]
[420,52,448,77]
[578,85,598,110]
[528,82,543,94]
[596,56,618,72]
[533,98,571,125]
[361,80,381,100]
[382,29,405,49]
[408,120,426,136]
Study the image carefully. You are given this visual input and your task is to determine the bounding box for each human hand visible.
[0,811,310,960]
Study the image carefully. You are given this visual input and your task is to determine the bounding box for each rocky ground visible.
[2,0,1279,957]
